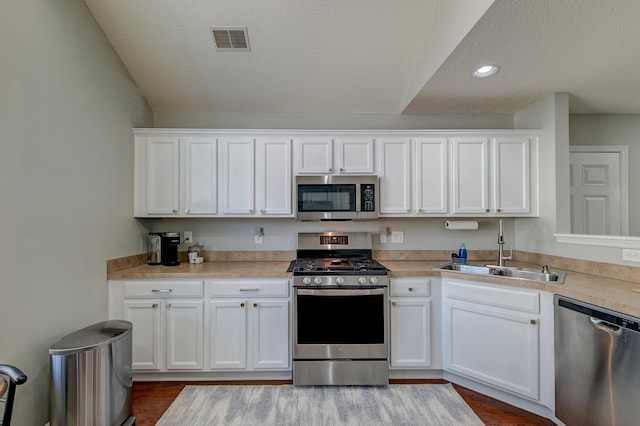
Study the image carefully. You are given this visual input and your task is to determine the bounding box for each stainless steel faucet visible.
[497,219,512,267]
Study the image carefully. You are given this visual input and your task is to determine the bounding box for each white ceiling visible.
[84,0,640,115]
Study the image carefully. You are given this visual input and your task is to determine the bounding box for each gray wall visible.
[0,1,152,424]
[569,114,640,235]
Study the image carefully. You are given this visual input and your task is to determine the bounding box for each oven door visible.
[293,287,388,360]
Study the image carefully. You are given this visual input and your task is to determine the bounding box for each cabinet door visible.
[336,137,375,174]
[415,138,448,214]
[390,299,431,368]
[443,300,539,400]
[250,300,290,369]
[378,138,411,214]
[493,137,530,214]
[451,138,489,214]
[146,137,180,215]
[294,137,333,174]
[165,301,204,370]
[209,300,247,369]
[124,301,161,370]
[181,138,217,215]
[255,138,292,216]
[220,138,255,214]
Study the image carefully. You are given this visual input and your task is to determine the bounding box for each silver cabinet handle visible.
[185,209,190,213]
[172,209,178,214]
[151,289,172,293]
[239,288,260,292]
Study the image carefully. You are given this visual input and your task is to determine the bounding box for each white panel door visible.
[146,137,180,215]
[209,300,247,369]
[451,138,489,214]
[570,151,626,235]
[250,300,290,369]
[220,138,255,214]
[165,301,204,370]
[444,300,540,400]
[378,138,411,214]
[493,137,530,214]
[124,301,161,370]
[181,138,217,215]
[294,137,333,174]
[415,138,448,214]
[335,137,375,174]
[256,138,292,215]
[390,299,431,368]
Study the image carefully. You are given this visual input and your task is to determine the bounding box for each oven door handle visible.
[296,288,386,296]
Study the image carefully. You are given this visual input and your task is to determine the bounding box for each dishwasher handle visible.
[589,317,622,335]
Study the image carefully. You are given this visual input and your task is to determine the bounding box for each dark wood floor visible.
[132,379,555,425]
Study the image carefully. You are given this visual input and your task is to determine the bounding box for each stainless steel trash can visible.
[49,320,135,426]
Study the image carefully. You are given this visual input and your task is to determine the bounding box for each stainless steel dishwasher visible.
[555,295,640,425]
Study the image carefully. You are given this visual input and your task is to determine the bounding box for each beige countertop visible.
[108,258,640,318]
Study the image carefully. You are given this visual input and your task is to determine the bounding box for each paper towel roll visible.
[444,220,479,230]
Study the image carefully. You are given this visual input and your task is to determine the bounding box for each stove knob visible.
[335,277,345,285]
[369,277,378,285]
[302,277,311,285]
[314,277,323,285]
[358,277,367,285]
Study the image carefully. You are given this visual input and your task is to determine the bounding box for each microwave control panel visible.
[361,184,376,212]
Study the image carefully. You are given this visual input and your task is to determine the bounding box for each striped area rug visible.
[156,384,484,425]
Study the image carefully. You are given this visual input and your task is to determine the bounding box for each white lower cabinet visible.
[116,280,205,371]
[443,278,543,400]
[389,278,432,368]
[209,279,290,371]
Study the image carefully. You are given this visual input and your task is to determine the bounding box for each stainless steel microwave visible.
[295,175,379,221]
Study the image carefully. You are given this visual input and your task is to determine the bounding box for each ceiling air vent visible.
[211,27,250,51]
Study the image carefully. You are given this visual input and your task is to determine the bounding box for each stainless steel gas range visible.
[288,232,389,386]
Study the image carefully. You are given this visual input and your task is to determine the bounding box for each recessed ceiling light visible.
[473,64,500,79]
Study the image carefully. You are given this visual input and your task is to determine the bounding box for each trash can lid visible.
[49,320,132,355]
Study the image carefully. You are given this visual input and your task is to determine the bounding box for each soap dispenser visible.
[458,243,468,264]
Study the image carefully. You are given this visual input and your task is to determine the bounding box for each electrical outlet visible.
[622,249,640,263]
[380,234,388,243]
[255,235,263,244]
[254,226,264,244]
[183,231,193,243]
[391,231,404,244]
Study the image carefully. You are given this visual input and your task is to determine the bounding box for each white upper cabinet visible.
[135,134,217,217]
[378,138,448,216]
[219,136,293,217]
[255,138,292,216]
[335,137,376,174]
[181,138,218,215]
[451,135,534,216]
[492,137,531,214]
[414,138,449,214]
[378,138,412,214]
[451,138,490,214]
[294,136,375,174]
[219,137,255,215]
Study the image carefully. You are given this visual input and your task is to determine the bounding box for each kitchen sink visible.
[434,263,566,283]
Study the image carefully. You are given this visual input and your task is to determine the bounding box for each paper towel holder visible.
[443,219,479,230]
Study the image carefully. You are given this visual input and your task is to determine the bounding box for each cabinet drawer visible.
[445,279,539,314]
[390,278,430,297]
[210,279,290,298]
[124,280,204,298]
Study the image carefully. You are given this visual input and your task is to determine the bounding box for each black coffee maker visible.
[160,232,181,266]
